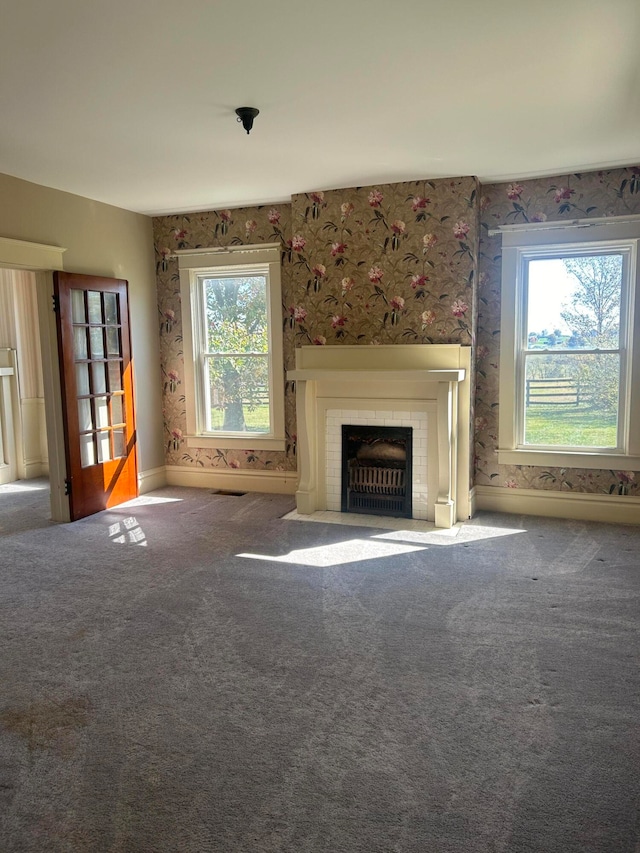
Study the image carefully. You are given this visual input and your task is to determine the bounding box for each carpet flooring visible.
[0,486,638,852]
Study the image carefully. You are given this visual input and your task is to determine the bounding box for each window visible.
[497,218,640,469]
[177,244,285,450]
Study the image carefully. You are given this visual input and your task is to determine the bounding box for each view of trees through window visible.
[203,274,270,433]
[524,254,623,447]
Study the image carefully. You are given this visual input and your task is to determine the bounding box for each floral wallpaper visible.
[153,177,479,475]
[476,166,640,496]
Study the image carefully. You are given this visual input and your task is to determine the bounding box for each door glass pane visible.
[523,352,619,448]
[108,360,122,392]
[526,255,623,351]
[73,326,88,360]
[95,396,109,428]
[76,363,90,396]
[97,431,112,463]
[207,354,270,432]
[104,292,118,324]
[106,326,120,356]
[77,398,93,432]
[80,434,96,468]
[112,429,125,458]
[90,327,104,359]
[87,291,102,324]
[71,290,86,323]
[111,394,123,425]
[92,362,107,395]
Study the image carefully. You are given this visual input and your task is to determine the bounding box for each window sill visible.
[186,434,286,451]
[498,448,640,470]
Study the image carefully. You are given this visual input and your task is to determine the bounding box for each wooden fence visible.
[525,378,588,406]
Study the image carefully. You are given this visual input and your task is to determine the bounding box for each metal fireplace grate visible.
[341,425,412,518]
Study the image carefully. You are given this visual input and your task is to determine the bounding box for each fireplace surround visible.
[287,344,471,528]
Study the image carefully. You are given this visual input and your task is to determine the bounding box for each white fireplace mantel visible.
[287,344,472,529]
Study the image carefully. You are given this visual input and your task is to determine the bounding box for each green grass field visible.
[524,404,617,447]
[210,404,270,432]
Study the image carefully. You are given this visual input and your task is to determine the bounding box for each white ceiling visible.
[1,0,639,216]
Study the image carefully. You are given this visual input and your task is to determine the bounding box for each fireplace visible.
[342,425,413,518]
[287,344,472,529]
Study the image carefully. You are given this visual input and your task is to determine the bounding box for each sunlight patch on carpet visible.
[239,537,426,567]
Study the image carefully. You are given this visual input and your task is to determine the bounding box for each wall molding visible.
[475,485,640,525]
[165,465,297,494]
[138,466,167,494]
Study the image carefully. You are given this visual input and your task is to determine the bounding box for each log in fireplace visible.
[341,425,413,518]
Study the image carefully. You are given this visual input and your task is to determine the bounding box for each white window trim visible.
[497,220,640,469]
[177,244,286,451]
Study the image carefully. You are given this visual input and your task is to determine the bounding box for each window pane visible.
[204,275,268,354]
[92,362,107,394]
[112,429,125,458]
[207,355,270,433]
[77,398,93,432]
[73,326,88,360]
[95,396,109,429]
[104,292,118,324]
[106,326,120,356]
[90,327,104,359]
[97,431,112,462]
[527,255,622,350]
[111,394,123,425]
[87,291,102,324]
[76,363,90,396]
[523,353,619,448]
[108,360,123,392]
[80,434,96,468]
[71,290,86,323]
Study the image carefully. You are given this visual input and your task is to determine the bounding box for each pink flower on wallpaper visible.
[310,191,325,204]
[553,187,574,203]
[220,210,232,222]
[341,276,355,294]
[163,308,175,322]
[506,184,524,201]
[411,274,429,289]
[160,247,171,259]
[228,459,241,469]
[340,201,355,220]
[453,220,470,239]
[171,428,183,441]
[245,219,258,234]
[479,196,491,212]
[617,471,635,483]
[504,478,518,488]
[421,309,436,326]
[368,189,384,208]
[422,233,438,250]
[313,335,327,346]
[476,344,489,359]
[268,209,281,224]
[451,299,468,317]
[291,234,306,252]
[312,263,327,279]
[331,242,347,256]
[289,305,308,323]
[531,212,548,222]
[475,416,488,431]
[331,315,347,328]
[167,369,180,383]
[173,228,187,240]
[390,220,406,235]
[368,266,384,283]
[411,196,429,212]
[390,296,405,311]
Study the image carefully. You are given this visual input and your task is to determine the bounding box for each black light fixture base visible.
[235,107,259,134]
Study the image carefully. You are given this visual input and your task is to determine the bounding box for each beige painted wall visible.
[0,172,164,473]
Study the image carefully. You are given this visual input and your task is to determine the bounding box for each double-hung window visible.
[497,218,640,468]
[177,244,285,450]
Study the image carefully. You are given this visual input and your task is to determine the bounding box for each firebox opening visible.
[341,425,413,519]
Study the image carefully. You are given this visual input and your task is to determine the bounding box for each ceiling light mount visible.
[235,107,259,135]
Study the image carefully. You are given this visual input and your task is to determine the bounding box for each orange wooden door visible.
[54,272,138,520]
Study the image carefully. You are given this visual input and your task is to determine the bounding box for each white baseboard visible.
[138,466,168,494]
[21,459,45,479]
[165,465,297,495]
[475,485,640,525]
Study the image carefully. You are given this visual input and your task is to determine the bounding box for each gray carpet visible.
[0,487,638,852]
[0,478,51,537]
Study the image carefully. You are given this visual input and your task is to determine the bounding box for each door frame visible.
[0,237,69,521]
